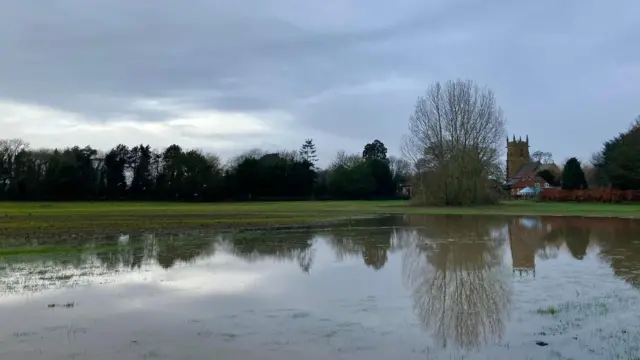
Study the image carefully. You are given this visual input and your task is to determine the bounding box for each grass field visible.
[0,200,639,235]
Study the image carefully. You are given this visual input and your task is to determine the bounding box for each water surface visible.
[2,215,640,359]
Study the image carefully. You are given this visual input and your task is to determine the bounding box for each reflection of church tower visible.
[506,135,530,182]
[508,218,537,277]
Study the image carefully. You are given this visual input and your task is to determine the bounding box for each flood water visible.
[2,215,640,360]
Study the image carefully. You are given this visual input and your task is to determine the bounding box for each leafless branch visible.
[402,80,507,205]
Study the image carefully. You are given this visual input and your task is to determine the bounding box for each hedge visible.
[539,188,640,202]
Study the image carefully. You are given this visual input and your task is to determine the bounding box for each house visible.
[399,183,412,197]
[504,135,561,197]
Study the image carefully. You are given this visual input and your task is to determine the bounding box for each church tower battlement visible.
[506,135,530,182]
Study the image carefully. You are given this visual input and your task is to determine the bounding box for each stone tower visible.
[506,135,530,181]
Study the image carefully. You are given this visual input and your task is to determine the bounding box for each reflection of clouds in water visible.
[519,217,540,229]
[129,258,265,295]
[0,233,257,303]
[0,254,270,308]
[0,259,112,305]
[4,216,640,360]
[117,234,130,245]
[398,216,512,351]
[5,216,640,321]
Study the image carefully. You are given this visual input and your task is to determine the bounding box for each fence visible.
[539,188,640,202]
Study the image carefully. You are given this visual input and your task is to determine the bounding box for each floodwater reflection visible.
[400,216,511,350]
[2,215,640,359]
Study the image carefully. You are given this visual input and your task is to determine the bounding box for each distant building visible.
[399,183,412,197]
[504,135,561,196]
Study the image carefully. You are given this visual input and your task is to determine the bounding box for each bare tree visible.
[225,148,267,169]
[388,155,411,186]
[278,149,302,162]
[389,155,410,177]
[402,80,507,205]
[0,138,29,159]
[330,150,363,170]
[204,153,222,173]
[530,150,553,164]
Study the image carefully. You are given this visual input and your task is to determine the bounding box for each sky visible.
[0,0,638,167]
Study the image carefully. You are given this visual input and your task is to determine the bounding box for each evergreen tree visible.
[593,116,640,190]
[299,139,318,168]
[362,139,388,161]
[561,157,588,190]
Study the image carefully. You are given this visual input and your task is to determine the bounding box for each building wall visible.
[506,136,530,181]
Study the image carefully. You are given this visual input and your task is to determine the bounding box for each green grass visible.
[536,306,560,315]
[0,200,639,235]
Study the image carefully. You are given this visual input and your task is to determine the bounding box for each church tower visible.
[506,135,530,181]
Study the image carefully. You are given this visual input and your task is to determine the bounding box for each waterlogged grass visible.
[536,306,560,315]
[0,200,639,235]
[0,244,122,256]
[536,299,610,318]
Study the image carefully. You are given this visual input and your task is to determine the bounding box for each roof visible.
[538,163,561,173]
[512,161,542,179]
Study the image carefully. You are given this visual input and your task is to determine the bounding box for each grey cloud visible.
[0,0,639,162]
[0,0,497,110]
[295,89,417,147]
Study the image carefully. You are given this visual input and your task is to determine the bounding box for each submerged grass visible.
[536,296,613,319]
[0,244,122,256]
[536,306,560,315]
[0,200,639,235]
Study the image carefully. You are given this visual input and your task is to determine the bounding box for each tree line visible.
[0,138,410,201]
[3,78,634,204]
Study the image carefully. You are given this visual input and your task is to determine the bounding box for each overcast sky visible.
[0,0,638,166]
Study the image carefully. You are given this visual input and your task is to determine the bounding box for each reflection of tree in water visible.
[324,227,394,270]
[93,232,217,270]
[0,232,222,294]
[400,215,511,350]
[563,226,591,260]
[536,227,562,260]
[527,217,640,289]
[508,217,591,262]
[526,219,591,261]
[95,234,152,270]
[155,233,216,269]
[223,231,316,273]
[595,219,640,288]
